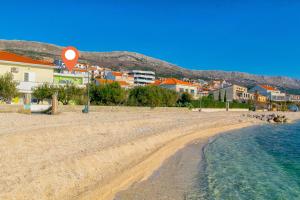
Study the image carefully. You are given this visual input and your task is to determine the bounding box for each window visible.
[24,72,36,82]
[179,88,184,92]
[24,73,29,82]
[191,89,195,93]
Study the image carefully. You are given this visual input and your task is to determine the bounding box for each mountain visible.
[1,39,300,93]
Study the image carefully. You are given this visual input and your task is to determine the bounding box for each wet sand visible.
[115,140,206,200]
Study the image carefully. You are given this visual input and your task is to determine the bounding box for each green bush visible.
[90,82,127,105]
[191,96,250,109]
[127,85,179,107]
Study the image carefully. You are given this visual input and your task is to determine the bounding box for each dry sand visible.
[0,109,299,200]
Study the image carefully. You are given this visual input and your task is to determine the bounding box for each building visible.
[54,60,90,86]
[198,79,208,86]
[128,70,155,85]
[249,85,286,102]
[155,78,198,98]
[253,92,267,103]
[212,84,252,102]
[0,51,55,103]
[198,88,210,97]
[286,94,300,102]
[105,71,134,86]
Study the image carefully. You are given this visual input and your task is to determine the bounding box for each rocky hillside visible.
[1,40,300,92]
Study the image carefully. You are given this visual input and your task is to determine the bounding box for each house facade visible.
[286,94,300,102]
[253,93,268,103]
[249,85,286,102]
[212,84,253,102]
[0,51,55,103]
[105,71,134,86]
[156,78,198,98]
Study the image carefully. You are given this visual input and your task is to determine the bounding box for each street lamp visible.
[199,95,202,112]
[82,65,91,113]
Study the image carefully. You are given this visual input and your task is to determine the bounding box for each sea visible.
[187,122,300,200]
[116,122,300,200]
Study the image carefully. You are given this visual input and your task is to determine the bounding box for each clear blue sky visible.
[1,0,300,78]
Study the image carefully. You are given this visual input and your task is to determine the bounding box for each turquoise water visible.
[187,122,300,200]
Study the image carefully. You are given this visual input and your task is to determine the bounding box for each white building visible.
[212,84,253,102]
[105,71,134,86]
[0,51,55,104]
[286,94,300,102]
[249,85,286,102]
[155,78,198,99]
[128,70,155,85]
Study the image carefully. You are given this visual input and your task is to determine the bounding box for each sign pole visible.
[87,66,90,113]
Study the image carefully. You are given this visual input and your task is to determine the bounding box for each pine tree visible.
[218,91,222,102]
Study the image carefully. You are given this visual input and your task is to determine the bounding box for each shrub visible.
[90,82,127,105]
[191,96,250,109]
[127,85,178,107]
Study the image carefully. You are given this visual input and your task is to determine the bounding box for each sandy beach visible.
[0,108,299,200]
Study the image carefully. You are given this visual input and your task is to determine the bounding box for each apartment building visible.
[286,94,300,102]
[128,70,155,85]
[212,84,253,102]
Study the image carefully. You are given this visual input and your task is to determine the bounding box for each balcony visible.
[17,81,43,93]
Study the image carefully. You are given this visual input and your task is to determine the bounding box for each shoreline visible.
[115,117,300,200]
[79,122,257,200]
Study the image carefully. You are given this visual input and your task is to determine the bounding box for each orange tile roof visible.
[112,71,122,76]
[152,79,162,86]
[73,68,87,72]
[259,85,276,91]
[88,66,97,71]
[96,78,129,86]
[0,51,54,66]
[160,78,194,86]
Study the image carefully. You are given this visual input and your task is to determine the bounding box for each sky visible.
[1,0,300,78]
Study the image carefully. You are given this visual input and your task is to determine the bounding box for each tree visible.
[33,84,85,105]
[90,82,127,105]
[32,83,54,104]
[178,92,192,106]
[0,73,18,102]
[57,84,85,105]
